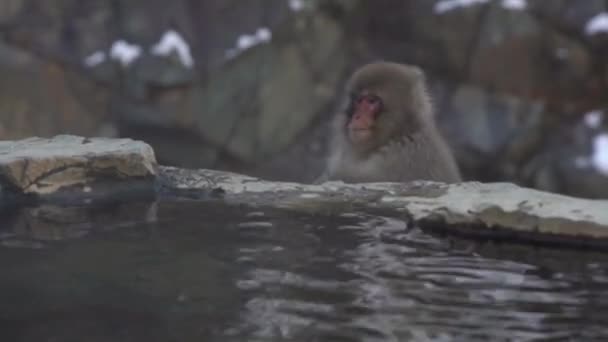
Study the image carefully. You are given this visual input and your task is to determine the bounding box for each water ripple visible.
[2,202,608,341]
[231,213,608,341]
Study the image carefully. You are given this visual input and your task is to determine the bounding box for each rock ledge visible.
[0,135,157,203]
[159,166,608,247]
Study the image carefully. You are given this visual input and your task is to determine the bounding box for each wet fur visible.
[321,62,461,183]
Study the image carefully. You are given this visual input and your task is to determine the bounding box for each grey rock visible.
[158,166,608,245]
[1,201,156,247]
[0,46,111,140]
[189,12,347,162]
[469,3,591,99]
[0,135,157,195]
[528,0,606,36]
[531,116,608,199]
[132,55,195,87]
[0,0,23,24]
[438,82,545,181]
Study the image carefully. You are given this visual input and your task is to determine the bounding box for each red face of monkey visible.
[346,90,383,145]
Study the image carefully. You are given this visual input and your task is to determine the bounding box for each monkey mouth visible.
[348,128,373,144]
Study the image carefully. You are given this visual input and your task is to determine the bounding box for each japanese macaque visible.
[319,62,461,183]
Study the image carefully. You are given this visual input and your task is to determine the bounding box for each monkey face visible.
[339,62,430,154]
[346,90,384,145]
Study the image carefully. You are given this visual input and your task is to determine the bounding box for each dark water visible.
[1,200,608,341]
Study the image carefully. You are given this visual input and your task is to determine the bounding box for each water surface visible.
[1,200,607,341]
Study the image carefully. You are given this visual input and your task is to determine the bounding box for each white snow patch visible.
[236,35,256,51]
[151,29,194,68]
[584,110,603,129]
[256,27,272,42]
[585,13,608,36]
[592,134,608,176]
[83,51,106,67]
[501,0,527,10]
[109,40,142,67]
[434,0,489,14]
[288,0,305,11]
[225,27,273,60]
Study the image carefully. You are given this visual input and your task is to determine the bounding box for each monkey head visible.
[340,62,433,154]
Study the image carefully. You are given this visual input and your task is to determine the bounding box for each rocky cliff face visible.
[1,0,608,198]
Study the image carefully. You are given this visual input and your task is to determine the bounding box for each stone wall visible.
[1,0,608,198]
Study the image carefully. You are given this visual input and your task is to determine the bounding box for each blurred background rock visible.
[1,0,608,198]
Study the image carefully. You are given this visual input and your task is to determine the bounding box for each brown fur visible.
[320,62,461,183]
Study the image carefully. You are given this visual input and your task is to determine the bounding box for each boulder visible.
[0,42,113,140]
[528,0,606,36]
[0,135,157,200]
[469,3,592,102]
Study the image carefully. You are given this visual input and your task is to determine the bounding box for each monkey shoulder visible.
[325,143,387,182]
[383,133,460,183]
[324,133,460,183]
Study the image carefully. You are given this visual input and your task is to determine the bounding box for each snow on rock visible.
[575,113,607,172]
[225,27,273,60]
[288,0,305,12]
[151,29,194,68]
[109,40,142,67]
[592,134,608,176]
[585,13,608,36]
[83,51,107,67]
[236,28,271,50]
[584,110,604,129]
[501,0,527,11]
[256,28,272,42]
[435,0,527,14]
[434,0,489,14]
[86,30,195,69]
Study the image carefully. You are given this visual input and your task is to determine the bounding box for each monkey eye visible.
[358,95,382,108]
[366,96,380,105]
